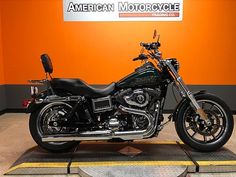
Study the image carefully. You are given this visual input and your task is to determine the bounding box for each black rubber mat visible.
[10,146,75,167]
[180,144,236,173]
[183,144,236,161]
[71,143,189,162]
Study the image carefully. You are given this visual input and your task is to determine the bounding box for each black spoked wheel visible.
[175,93,234,152]
[29,102,78,152]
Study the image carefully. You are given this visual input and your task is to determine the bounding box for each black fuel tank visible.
[117,62,161,89]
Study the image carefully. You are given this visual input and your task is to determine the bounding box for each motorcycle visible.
[27,30,234,152]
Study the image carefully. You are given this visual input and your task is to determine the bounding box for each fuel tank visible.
[116,62,161,89]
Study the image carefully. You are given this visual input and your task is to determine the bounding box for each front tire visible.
[175,93,234,152]
[29,102,78,152]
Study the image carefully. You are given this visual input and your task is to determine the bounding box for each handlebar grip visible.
[140,42,149,48]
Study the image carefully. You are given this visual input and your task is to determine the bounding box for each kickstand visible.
[157,114,173,131]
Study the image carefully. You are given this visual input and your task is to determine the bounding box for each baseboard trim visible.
[0,109,6,116]
[0,109,26,115]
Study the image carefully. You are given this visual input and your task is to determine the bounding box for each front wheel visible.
[175,93,234,152]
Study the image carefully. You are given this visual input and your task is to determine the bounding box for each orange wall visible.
[0,0,236,85]
[0,1,4,84]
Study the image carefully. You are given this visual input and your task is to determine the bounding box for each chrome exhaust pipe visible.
[118,105,155,138]
[42,105,157,142]
[42,130,112,142]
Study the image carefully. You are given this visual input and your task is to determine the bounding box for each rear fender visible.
[26,89,76,113]
[26,101,46,113]
[26,90,48,113]
[172,90,206,121]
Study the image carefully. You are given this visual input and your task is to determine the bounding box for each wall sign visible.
[63,0,183,21]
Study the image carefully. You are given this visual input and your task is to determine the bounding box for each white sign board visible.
[63,0,183,21]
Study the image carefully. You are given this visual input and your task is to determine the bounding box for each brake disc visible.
[189,110,221,136]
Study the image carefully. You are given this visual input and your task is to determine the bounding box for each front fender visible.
[172,90,206,121]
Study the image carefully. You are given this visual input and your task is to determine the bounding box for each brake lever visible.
[132,57,140,61]
[132,54,148,61]
[139,54,148,59]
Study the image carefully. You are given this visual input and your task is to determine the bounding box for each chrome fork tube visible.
[165,60,210,123]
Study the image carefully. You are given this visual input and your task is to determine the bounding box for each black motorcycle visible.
[27,30,234,152]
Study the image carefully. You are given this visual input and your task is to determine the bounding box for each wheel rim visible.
[37,102,72,145]
[183,100,228,144]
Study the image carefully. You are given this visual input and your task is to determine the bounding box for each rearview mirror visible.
[153,29,157,39]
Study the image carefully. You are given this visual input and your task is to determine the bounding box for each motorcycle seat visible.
[51,78,115,98]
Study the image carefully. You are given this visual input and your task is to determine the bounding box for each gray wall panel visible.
[164,85,236,111]
[0,85,6,111]
[5,85,45,109]
[2,84,236,111]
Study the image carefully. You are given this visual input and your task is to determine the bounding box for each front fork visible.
[165,60,211,126]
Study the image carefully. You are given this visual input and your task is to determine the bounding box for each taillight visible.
[22,99,32,108]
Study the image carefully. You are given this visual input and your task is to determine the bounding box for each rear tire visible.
[175,93,234,152]
[29,103,78,152]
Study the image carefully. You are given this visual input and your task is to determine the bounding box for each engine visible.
[116,88,161,109]
[111,88,161,131]
[124,89,149,108]
[92,88,161,132]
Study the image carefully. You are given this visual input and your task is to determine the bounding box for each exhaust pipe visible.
[41,105,157,142]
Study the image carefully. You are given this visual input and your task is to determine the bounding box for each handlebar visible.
[133,40,162,62]
[140,42,161,50]
[140,42,150,48]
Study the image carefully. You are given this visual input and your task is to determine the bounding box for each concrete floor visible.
[0,113,236,177]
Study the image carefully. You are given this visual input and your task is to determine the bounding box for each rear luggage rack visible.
[28,79,48,84]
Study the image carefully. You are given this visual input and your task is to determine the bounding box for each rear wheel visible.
[29,102,78,152]
[175,93,234,152]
